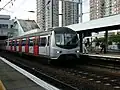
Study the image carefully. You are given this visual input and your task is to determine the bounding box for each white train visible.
[5,27,80,63]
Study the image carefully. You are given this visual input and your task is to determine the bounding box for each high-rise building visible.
[36,0,79,31]
[36,0,59,31]
[45,0,59,30]
[90,0,120,20]
[36,0,46,31]
[62,0,79,26]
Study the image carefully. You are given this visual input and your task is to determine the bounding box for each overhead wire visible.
[0,0,13,11]
[0,0,28,14]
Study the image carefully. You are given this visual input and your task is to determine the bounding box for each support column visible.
[105,30,108,53]
[79,32,84,53]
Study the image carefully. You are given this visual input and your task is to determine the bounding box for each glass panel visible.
[29,39,33,46]
[22,40,26,46]
[39,37,46,46]
[55,33,78,49]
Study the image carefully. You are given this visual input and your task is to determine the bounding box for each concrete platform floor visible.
[0,58,46,90]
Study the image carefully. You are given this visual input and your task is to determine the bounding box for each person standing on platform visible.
[83,38,88,54]
[100,42,105,53]
[95,37,100,54]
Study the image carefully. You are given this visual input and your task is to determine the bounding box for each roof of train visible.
[7,27,76,40]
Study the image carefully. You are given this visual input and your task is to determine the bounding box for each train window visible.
[55,33,78,49]
[14,41,16,46]
[29,39,33,46]
[9,41,12,46]
[16,41,19,46]
[12,41,14,46]
[22,40,26,46]
[39,37,46,46]
[55,34,64,45]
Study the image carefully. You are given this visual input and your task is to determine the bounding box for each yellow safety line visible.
[0,80,6,90]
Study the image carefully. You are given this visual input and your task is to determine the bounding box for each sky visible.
[0,0,90,23]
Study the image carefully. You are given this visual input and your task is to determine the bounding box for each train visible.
[4,27,80,64]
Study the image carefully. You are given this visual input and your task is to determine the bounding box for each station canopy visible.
[66,14,120,32]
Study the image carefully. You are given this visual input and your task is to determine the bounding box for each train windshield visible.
[55,33,78,49]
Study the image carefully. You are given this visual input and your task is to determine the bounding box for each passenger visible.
[86,38,90,51]
[83,38,88,54]
[95,37,100,54]
[100,42,105,53]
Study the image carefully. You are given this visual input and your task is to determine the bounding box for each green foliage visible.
[109,34,120,43]
[92,34,120,45]
[108,41,112,45]
[93,37,105,42]
[98,37,105,42]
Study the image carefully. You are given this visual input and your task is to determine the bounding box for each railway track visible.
[60,65,120,90]
[1,51,120,90]
[0,51,78,90]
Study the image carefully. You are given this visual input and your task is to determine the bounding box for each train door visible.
[46,36,50,57]
[5,40,7,50]
[8,40,11,51]
[10,40,12,51]
[25,37,29,53]
[29,37,34,54]
[14,40,16,52]
[12,40,15,51]
[19,39,22,52]
[39,36,47,56]
[34,36,39,56]
[5,40,9,50]
[21,38,26,52]
[16,39,19,52]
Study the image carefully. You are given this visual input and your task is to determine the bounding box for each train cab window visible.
[55,34,64,45]
[55,33,78,49]
[39,37,46,46]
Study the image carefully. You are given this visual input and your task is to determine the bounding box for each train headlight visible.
[76,50,80,53]
[56,51,62,54]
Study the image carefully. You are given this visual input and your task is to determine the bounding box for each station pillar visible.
[105,30,108,53]
[79,32,84,53]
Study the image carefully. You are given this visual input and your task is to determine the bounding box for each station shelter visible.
[66,14,120,53]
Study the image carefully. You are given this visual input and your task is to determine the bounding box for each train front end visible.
[50,27,80,62]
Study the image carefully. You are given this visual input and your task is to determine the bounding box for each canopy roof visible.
[66,14,120,32]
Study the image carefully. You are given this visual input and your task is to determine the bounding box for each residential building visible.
[36,0,79,31]
[90,0,120,20]
[36,0,59,31]
[36,0,46,31]
[0,15,15,48]
[62,0,79,26]
[0,15,14,37]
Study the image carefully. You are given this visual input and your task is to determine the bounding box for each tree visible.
[92,34,120,45]
[109,34,120,43]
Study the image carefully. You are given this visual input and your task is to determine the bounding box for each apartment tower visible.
[90,0,120,20]
[36,0,79,31]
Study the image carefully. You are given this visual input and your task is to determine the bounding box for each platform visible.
[0,57,59,90]
[82,53,120,61]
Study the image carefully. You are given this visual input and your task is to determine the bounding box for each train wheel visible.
[65,56,77,66]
